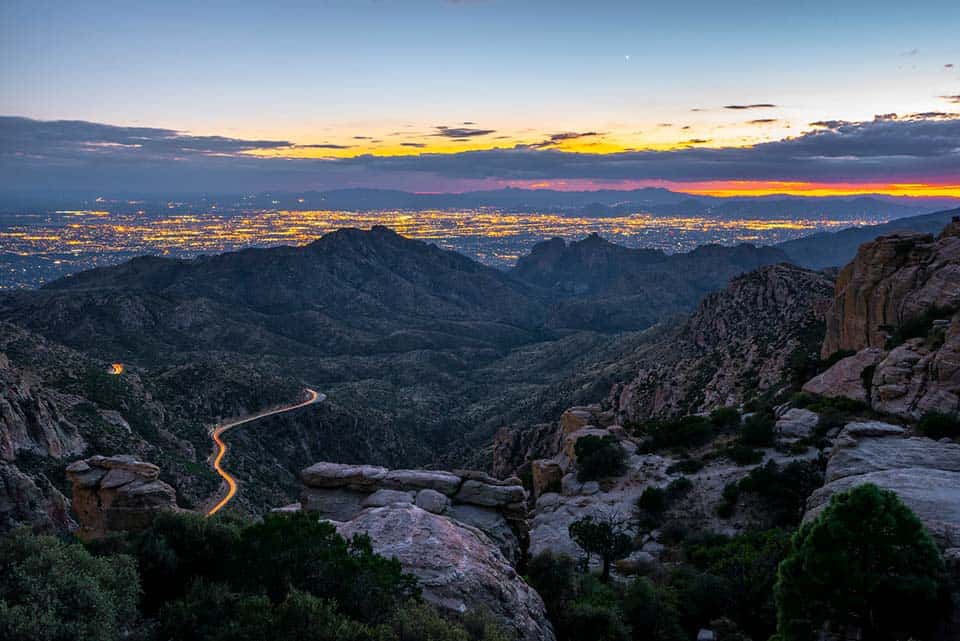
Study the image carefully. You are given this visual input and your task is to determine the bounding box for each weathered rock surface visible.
[801,348,883,402]
[870,318,960,418]
[0,461,73,532]
[66,455,178,540]
[614,264,834,420]
[806,425,960,547]
[336,504,555,641]
[300,462,528,564]
[775,408,820,439]
[821,219,960,358]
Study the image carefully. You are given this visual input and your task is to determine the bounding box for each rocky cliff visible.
[805,219,960,419]
[821,217,960,357]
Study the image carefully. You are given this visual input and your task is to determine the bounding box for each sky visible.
[1,0,959,196]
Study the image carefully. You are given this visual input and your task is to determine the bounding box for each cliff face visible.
[613,264,834,421]
[806,219,960,419]
[821,218,960,358]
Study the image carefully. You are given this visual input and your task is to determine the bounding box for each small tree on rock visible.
[568,513,633,582]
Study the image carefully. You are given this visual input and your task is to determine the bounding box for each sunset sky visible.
[2,0,959,196]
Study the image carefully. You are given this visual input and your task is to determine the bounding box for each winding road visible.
[205,388,324,517]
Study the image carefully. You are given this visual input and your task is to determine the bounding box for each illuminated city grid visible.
[0,208,886,288]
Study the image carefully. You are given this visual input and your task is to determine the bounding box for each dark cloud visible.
[528,131,602,149]
[747,119,779,124]
[941,95,960,104]
[681,139,711,145]
[724,103,777,110]
[433,125,496,138]
[353,135,373,140]
[297,143,351,149]
[946,64,955,69]
[401,142,426,148]
[335,113,960,184]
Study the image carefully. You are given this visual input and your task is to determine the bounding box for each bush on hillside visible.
[917,412,959,439]
[575,435,628,482]
[0,528,140,641]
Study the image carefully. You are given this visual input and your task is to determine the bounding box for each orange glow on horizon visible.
[498,178,960,199]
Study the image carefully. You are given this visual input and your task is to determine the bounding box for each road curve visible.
[206,388,324,517]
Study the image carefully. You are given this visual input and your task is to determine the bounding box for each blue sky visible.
[1,0,958,194]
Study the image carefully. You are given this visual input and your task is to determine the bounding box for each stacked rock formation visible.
[66,454,178,540]
[299,462,527,564]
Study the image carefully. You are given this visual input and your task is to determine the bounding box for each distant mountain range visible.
[230,188,952,220]
[2,187,956,220]
[777,207,960,269]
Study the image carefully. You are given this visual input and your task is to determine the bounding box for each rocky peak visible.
[821,223,960,357]
[613,263,833,420]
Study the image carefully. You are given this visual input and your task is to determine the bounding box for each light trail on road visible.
[206,388,323,517]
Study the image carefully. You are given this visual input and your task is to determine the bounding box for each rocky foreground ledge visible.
[299,462,528,564]
[297,462,553,641]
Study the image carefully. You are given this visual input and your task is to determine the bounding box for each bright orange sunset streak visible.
[678,181,960,198]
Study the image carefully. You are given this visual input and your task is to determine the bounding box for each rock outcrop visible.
[336,503,555,641]
[300,462,528,564]
[821,218,960,357]
[805,423,960,547]
[66,455,179,540]
[613,264,834,420]
[807,219,960,419]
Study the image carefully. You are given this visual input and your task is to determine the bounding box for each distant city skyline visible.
[2,0,959,196]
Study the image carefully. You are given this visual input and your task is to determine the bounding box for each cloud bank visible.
[1,113,958,193]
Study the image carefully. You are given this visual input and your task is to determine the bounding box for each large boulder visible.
[805,425,960,548]
[66,455,178,540]
[802,348,883,402]
[336,504,555,641]
[775,408,820,439]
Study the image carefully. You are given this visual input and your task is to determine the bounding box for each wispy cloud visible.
[528,131,602,148]
[433,125,496,138]
[724,103,777,110]
[747,118,779,125]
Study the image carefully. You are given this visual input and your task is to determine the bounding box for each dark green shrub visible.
[637,486,668,515]
[917,412,959,439]
[667,476,693,496]
[575,435,627,482]
[724,444,763,466]
[637,415,714,452]
[775,484,948,641]
[158,582,377,641]
[683,529,791,641]
[622,578,686,641]
[739,412,775,447]
[739,459,823,526]
[0,528,141,641]
[710,407,741,430]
